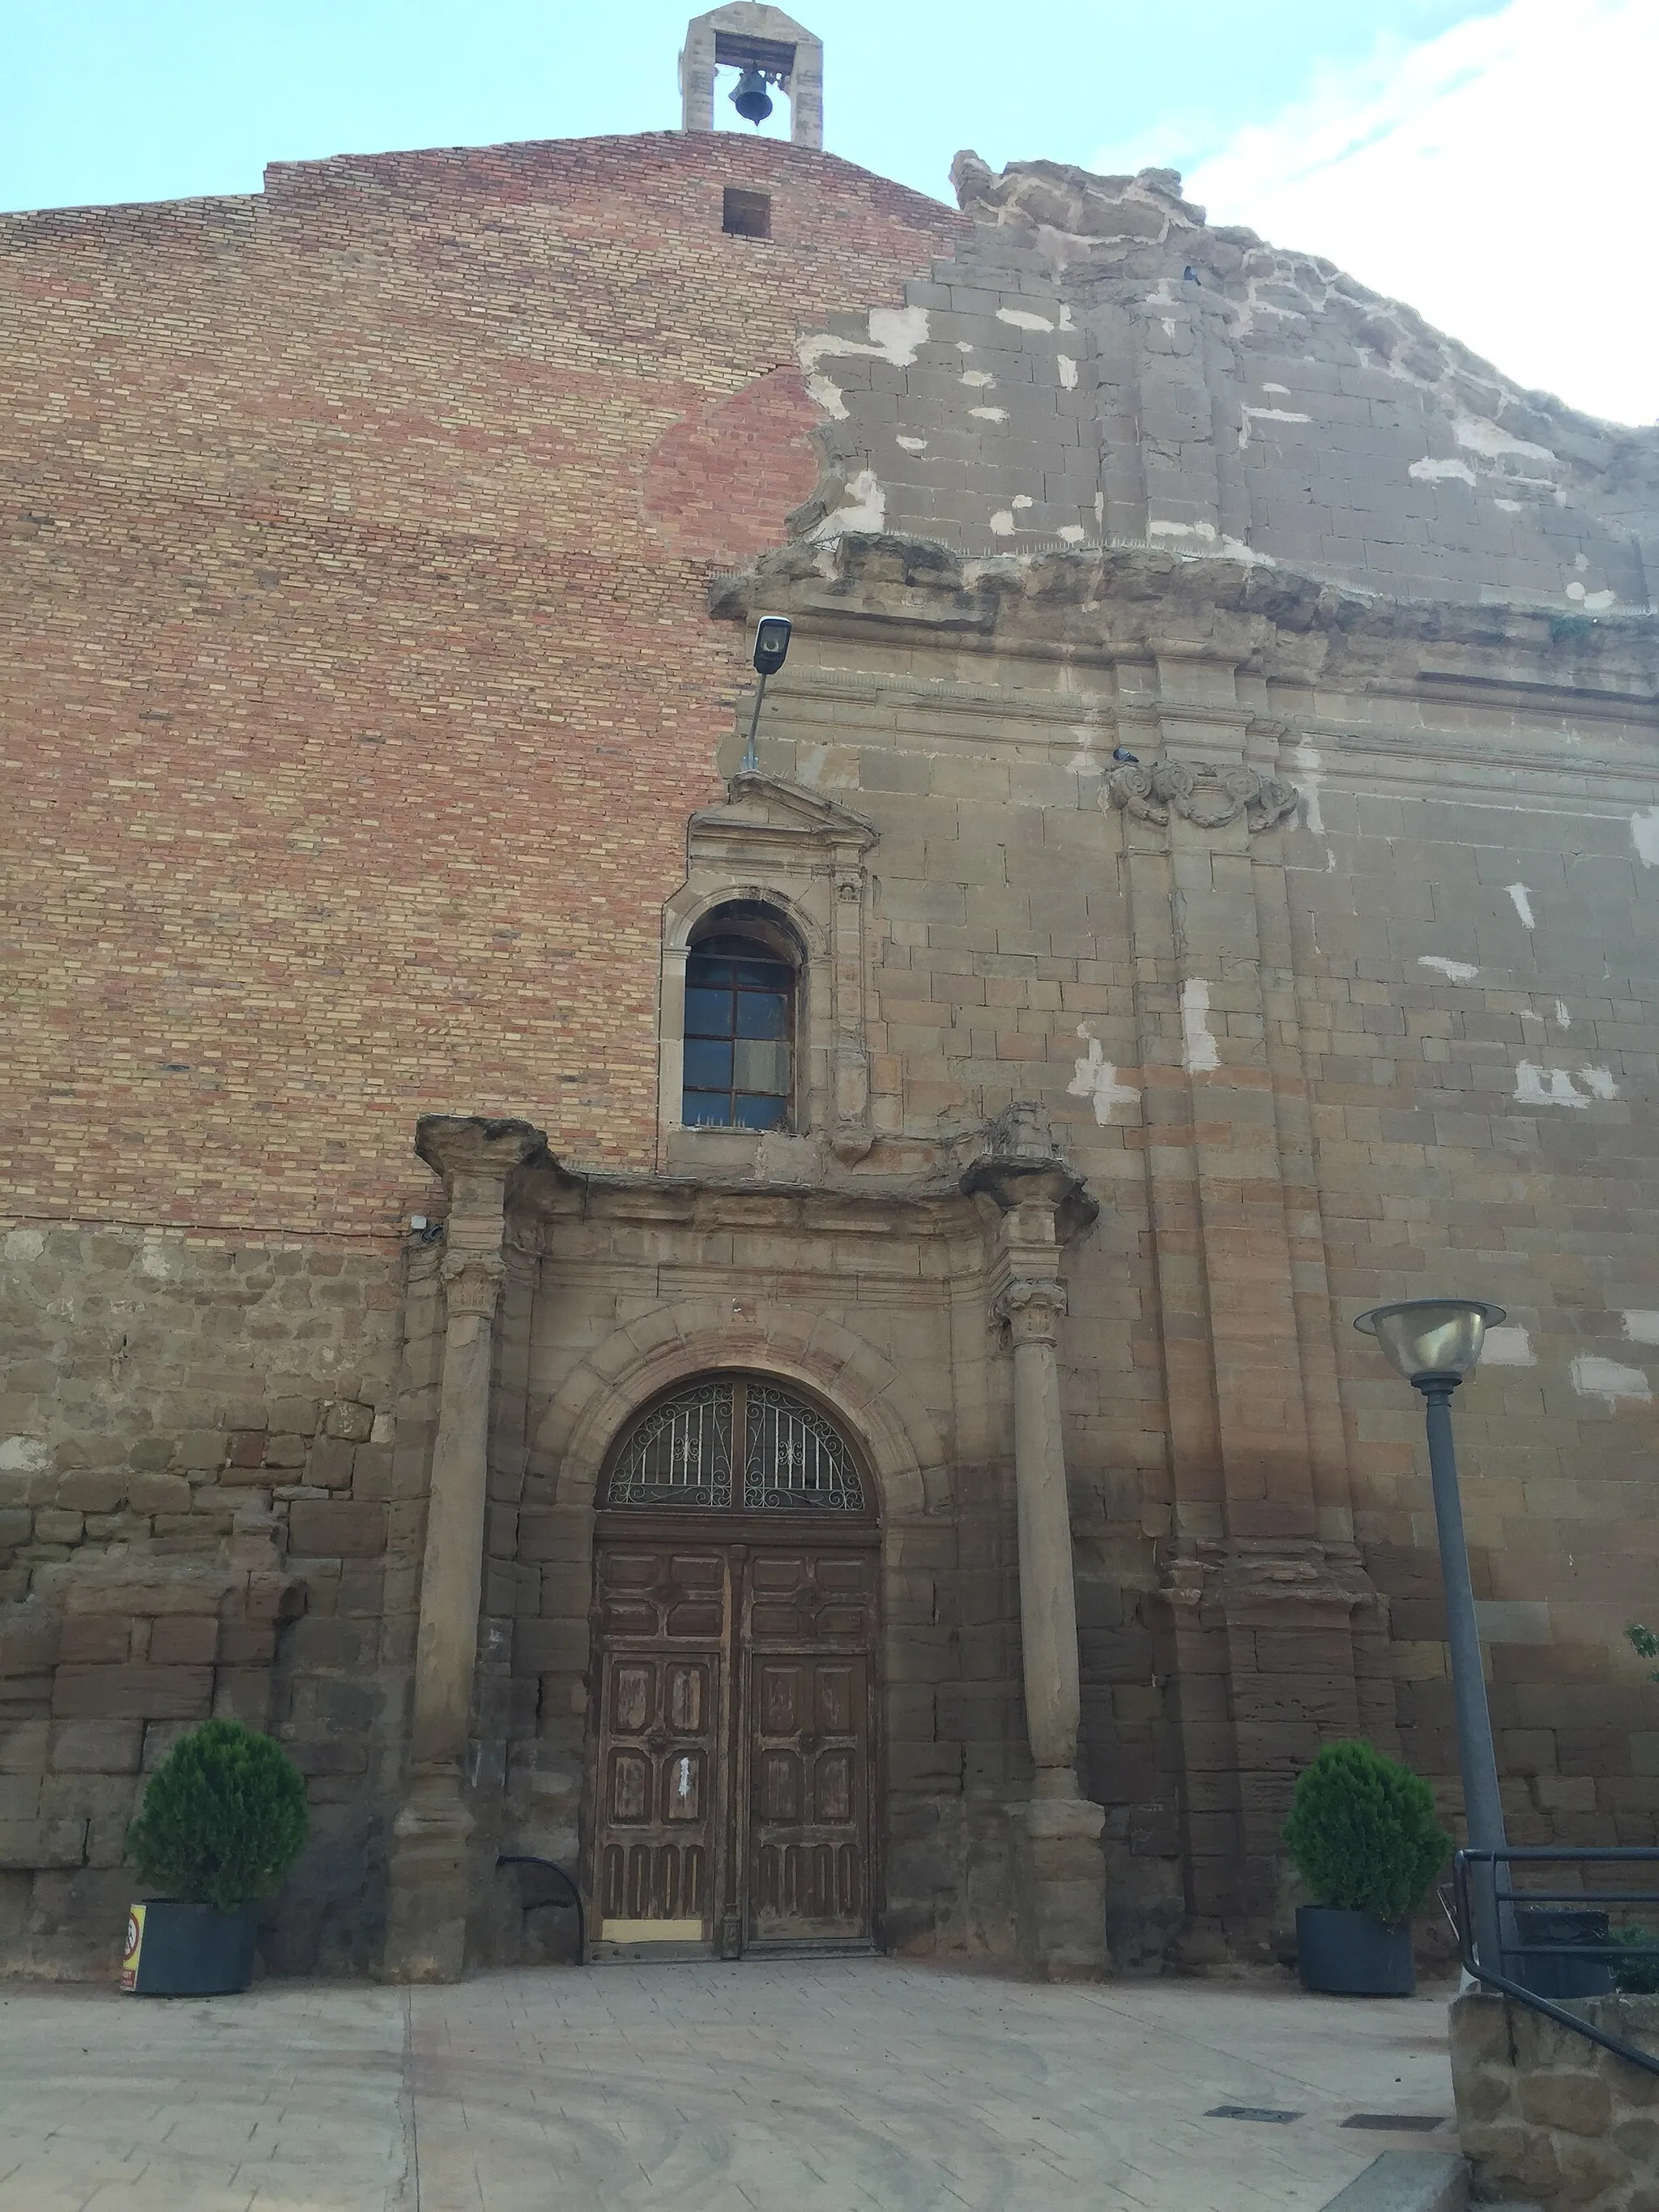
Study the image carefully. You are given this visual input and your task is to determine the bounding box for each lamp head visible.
[1355,1298,1507,1383]
[752,613,791,676]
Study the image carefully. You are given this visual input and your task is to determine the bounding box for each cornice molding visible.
[689,770,879,850]
[711,537,1659,705]
[416,1115,551,1187]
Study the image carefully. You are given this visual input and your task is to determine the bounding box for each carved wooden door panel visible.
[591,1545,728,1945]
[741,1547,877,1946]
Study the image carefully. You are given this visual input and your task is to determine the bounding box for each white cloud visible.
[1159,0,1657,426]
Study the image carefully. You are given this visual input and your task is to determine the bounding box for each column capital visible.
[440,1249,505,1321]
[961,1100,1098,1241]
[416,1115,549,1192]
[995,1276,1068,1348]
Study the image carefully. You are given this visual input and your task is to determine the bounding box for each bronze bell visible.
[730,67,774,126]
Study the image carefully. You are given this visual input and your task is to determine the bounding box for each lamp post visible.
[1355,1298,1509,1972]
[740,613,792,775]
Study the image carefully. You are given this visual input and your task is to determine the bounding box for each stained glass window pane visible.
[680,932,793,1129]
[684,987,730,1037]
[684,1038,733,1089]
[731,957,791,989]
[733,1039,788,1093]
[735,991,787,1040]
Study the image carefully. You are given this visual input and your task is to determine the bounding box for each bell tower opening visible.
[679,6,825,151]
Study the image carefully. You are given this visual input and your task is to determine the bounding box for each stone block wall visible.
[715,535,1659,1945]
[1451,1991,1659,2210]
[481,1199,1044,1964]
[0,1223,412,1974]
[1279,722,1659,1854]
[816,156,1656,605]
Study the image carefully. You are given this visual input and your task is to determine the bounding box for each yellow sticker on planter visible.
[121,1903,146,1991]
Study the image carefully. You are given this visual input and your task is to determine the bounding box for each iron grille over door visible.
[604,1381,734,1508]
[603,1378,865,1515]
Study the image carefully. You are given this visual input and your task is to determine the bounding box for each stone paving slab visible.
[0,1963,1458,2212]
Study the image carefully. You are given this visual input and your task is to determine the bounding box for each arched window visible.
[680,904,798,1132]
[602,1376,868,1515]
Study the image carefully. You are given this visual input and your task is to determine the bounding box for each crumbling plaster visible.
[792,155,1659,617]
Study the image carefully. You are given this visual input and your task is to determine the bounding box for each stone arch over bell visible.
[534,1301,940,1520]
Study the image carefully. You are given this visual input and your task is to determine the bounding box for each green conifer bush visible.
[1283,1741,1451,1926]
[126,1718,308,1914]
[1613,1923,1659,1994]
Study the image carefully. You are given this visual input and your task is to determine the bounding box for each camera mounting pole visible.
[740,672,769,775]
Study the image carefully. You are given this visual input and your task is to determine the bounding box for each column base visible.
[381,1769,475,1983]
[1010,1794,1107,1980]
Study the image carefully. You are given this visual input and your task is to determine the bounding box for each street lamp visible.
[740,614,791,775]
[1355,1298,1508,1971]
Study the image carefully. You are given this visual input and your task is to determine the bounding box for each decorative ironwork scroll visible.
[743,1383,866,1512]
[605,1379,865,1513]
[604,1382,734,1507]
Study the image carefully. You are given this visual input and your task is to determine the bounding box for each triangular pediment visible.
[689,771,878,852]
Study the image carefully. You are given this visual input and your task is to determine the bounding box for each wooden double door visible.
[586,1521,880,1957]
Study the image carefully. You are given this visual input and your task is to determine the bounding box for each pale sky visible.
[5,0,1653,425]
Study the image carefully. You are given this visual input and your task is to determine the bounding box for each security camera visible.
[753,615,792,676]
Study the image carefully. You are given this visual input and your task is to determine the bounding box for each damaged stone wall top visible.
[714,531,1659,698]
[795,153,1659,616]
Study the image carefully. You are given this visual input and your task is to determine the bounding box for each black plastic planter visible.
[122,1901,258,1996]
[1513,1907,1614,2000]
[1296,1904,1415,1996]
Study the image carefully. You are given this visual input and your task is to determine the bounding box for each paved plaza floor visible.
[0,1959,1459,2212]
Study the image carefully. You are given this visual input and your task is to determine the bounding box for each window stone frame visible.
[659,772,877,1170]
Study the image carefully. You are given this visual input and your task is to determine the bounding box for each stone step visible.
[1318,2151,1469,2212]
[1318,2154,1544,2212]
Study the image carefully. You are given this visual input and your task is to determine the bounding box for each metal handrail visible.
[1452,1847,1659,2078]
[497,1853,586,1963]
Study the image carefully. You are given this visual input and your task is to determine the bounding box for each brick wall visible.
[0,133,965,1237]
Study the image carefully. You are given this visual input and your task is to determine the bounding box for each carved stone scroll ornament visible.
[1107,756,1298,833]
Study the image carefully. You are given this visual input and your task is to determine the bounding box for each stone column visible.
[383,1115,544,1983]
[965,1103,1107,1978]
[677,15,716,133]
[997,1275,1081,1788]
[1107,667,1384,1958]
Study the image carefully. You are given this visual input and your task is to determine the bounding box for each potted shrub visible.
[1284,1741,1450,1997]
[1613,1922,1659,1994]
[122,1717,308,1996]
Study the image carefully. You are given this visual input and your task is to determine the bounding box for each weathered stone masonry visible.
[5,84,1659,1978]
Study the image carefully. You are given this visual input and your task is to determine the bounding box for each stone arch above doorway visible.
[531,1300,940,1521]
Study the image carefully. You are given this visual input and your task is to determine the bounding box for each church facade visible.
[3,8,1659,1980]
